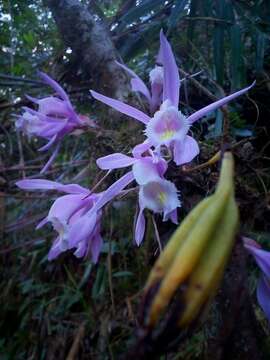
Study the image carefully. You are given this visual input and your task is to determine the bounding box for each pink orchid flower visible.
[96,142,180,245]
[16,72,93,173]
[91,30,255,166]
[243,237,270,323]
[16,172,133,262]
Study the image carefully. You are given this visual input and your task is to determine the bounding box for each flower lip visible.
[50,217,69,251]
[139,178,180,216]
[145,100,190,146]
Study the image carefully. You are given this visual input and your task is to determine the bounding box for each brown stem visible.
[43,0,131,100]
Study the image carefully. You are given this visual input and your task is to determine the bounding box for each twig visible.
[179,69,218,103]
[83,170,112,198]
[16,130,25,178]
[108,216,116,316]
[1,159,88,172]
[0,81,42,88]
[0,73,44,85]
[183,16,233,25]
[0,122,13,156]
[0,193,54,200]
[246,93,260,127]
[183,138,255,173]
[0,239,38,255]
[151,215,162,253]
[66,322,86,360]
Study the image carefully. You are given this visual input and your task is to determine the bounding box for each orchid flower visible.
[16,72,93,173]
[16,172,134,262]
[116,61,163,114]
[243,237,270,323]
[96,142,180,245]
[91,30,255,166]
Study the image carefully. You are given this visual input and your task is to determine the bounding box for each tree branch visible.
[43,0,130,100]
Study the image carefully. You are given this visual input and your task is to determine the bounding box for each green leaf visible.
[119,23,160,61]
[230,24,244,89]
[213,1,229,86]
[213,26,225,85]
[78,263,93,289]
[214,110,223,137]
[91,265,107,299]
[255,31,266,72]
[101,241,119,254]
[232,128,253,137]
[202,0,213,17]
[168,0,189,30]
[117,0,165,31]
[112,271,133,278]
[187,0,199,45]
[23,32,36,47]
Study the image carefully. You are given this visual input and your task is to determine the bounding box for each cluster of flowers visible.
[15,72,94,173]
[16,30,270,323]
[16,31,254,264]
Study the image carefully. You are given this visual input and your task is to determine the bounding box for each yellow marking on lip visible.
[157,191,167,205]
[160,129,175,140]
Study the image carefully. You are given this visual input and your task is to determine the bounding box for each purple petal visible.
[135,206,145,246]
[16,179,61,191]
[38,134,58,152]
[48,237,63,261]
[22,106,39,116]
[132,141,151,158]
[156,157,168,177]
[73,240,87,258]
[56,184,89,195]
[132,157,167,185]
[243,236,261,249]
[40,122,68,139]
[16,178,88,195]
[160,29,180,107]
[116,61,151,101]
[69,211,97,247]
[115,61,138,78]
[245,243,270,279]
[37,97,78,124]
[257,275,270,323]
[40,142,61,174]
[38,71,69,102]
[169,208,178,224]
[90,90,150,125]
[26,94,40,104]
[36,217,49,229]
[94,171,135,211]
[91,231,103,263]
[187,81,256,124]
[96,153,136,170]
[20,108,69,138]
[131,78,151,101]
[23,106,69,125]
[48,194,88,222]
[150,82,163,113]
[162,208,179,224]
[173,136,200,165]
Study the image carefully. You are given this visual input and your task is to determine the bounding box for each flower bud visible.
[138,152,239,346]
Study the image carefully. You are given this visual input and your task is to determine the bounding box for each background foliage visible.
[1,0,270,358]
